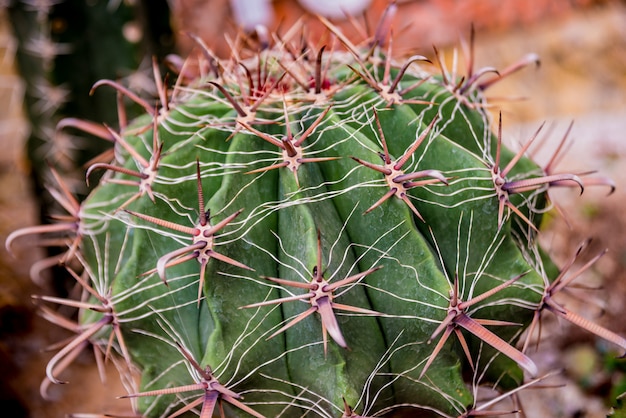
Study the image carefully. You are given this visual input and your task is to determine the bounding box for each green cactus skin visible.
[9,10,625,418]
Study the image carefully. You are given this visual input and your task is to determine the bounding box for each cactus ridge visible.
[8,8,625,418]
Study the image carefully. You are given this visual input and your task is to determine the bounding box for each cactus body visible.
[14,14,625,418]
[76,51,536,416]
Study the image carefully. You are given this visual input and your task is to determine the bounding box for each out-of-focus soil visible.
[1,1,625,417]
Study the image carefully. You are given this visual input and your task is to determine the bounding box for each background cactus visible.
[6,0,145,183]
[5,0,173,286]
[5,3,626,417]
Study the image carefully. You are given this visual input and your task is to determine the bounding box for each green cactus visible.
[7,5,625,418]
[6,0,149,181]
[5,0,173,289]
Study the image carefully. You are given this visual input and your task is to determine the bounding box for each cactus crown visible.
[9,5,623,418]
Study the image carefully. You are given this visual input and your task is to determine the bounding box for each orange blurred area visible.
[173,0,613,56]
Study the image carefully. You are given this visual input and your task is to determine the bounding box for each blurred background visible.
[1,0,625,416]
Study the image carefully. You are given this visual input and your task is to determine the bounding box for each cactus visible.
[5,1,172,285]
[7,5,625,417]
[6,0,148,179]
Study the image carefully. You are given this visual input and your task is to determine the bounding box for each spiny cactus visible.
[6,0,147,175]
[8,5,624,417]
[4,0,157,290]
